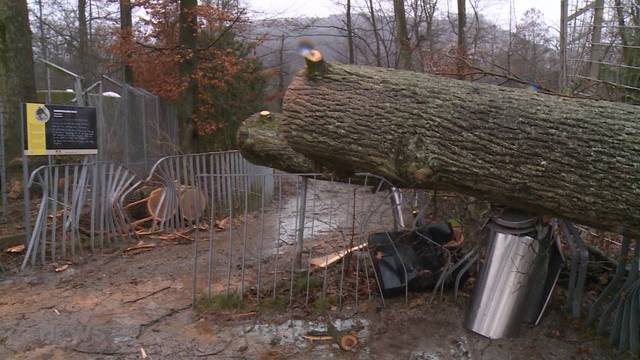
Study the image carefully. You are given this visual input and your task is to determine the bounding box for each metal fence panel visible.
[21,161,140,268]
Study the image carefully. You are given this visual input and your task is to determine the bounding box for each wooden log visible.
[238,58,640,234]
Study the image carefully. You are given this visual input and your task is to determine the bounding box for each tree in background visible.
[456,0,467,79]
[512,8,555,88]
[30,0,121,88]
[119,0,133,83]
[112,0,264,151]
[0,0,37,160]
[614,0,640,104]
[393,0,413,70]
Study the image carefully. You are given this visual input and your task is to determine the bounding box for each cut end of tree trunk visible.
[304,49,327,79]
[237,112,315,174]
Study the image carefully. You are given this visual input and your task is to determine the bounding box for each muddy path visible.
[0,243,616,360]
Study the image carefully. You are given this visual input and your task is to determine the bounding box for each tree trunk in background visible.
[614,0,640,104]
[393,0,413,70]
[277,34,286,110]
[367,0,382,67]
[178,0,198,152]
[0,0,37,161]
[238,61,640,235]
[120,0,133,84]
[456,0,467,79]
[588,0,604,81]
[346,0,354,64]
[78,0,89,79]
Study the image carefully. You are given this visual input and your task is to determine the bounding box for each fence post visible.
[295,176,308,270]
[20,104,31,246]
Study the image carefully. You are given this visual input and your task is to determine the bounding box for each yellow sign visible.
[24,103,48,155]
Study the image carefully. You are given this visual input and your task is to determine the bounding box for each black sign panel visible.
[23,103,97,155]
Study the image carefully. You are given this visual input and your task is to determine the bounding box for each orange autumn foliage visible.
[110,0,260,135]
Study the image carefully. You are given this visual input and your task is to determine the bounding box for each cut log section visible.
[147,187,174,221]
[238,56,640,234]
[179,188,206,222]
[308,243,367,270]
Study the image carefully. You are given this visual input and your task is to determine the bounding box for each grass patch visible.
[312,295,337,313]
[293,271,322,294]
[196,293,244,313]
[257,295,287,312]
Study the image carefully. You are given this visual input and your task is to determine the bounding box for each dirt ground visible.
[0,235,618,360]
[0,179,620,359]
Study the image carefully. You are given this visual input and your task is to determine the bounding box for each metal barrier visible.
[21,161,140,269]
[190,172,435,310]
[143,150,273,234]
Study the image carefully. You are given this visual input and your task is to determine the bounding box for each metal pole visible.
[20,104,30,246]
[390,187,405,231]
[295,176,308,270]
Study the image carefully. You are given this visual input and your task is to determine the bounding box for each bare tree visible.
[78,0,89,78]
[394,0,413,70]
[120,0,133,83]
[422,0,438,59]
[346,0,354,64]
[457,0,467,79]
[366,0,382,66]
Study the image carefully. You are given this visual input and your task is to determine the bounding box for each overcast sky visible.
[247,0,562,31]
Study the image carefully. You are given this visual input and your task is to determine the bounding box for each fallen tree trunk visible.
[236,111,314,174]
[239,59,640,234]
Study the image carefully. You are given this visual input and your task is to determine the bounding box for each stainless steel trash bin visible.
[464,209,542,339]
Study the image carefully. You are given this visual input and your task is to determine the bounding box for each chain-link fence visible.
[91,80,178,177]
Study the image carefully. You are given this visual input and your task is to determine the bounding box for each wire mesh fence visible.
[141,150,273,234]
[19,151,272,268]
[562,0,640,101]
[89,81,178,176]
[188,172,477,312]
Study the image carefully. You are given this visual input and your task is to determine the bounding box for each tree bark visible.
[237,112,314,174]
[0,0,37,160]
[238,61,640,234]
